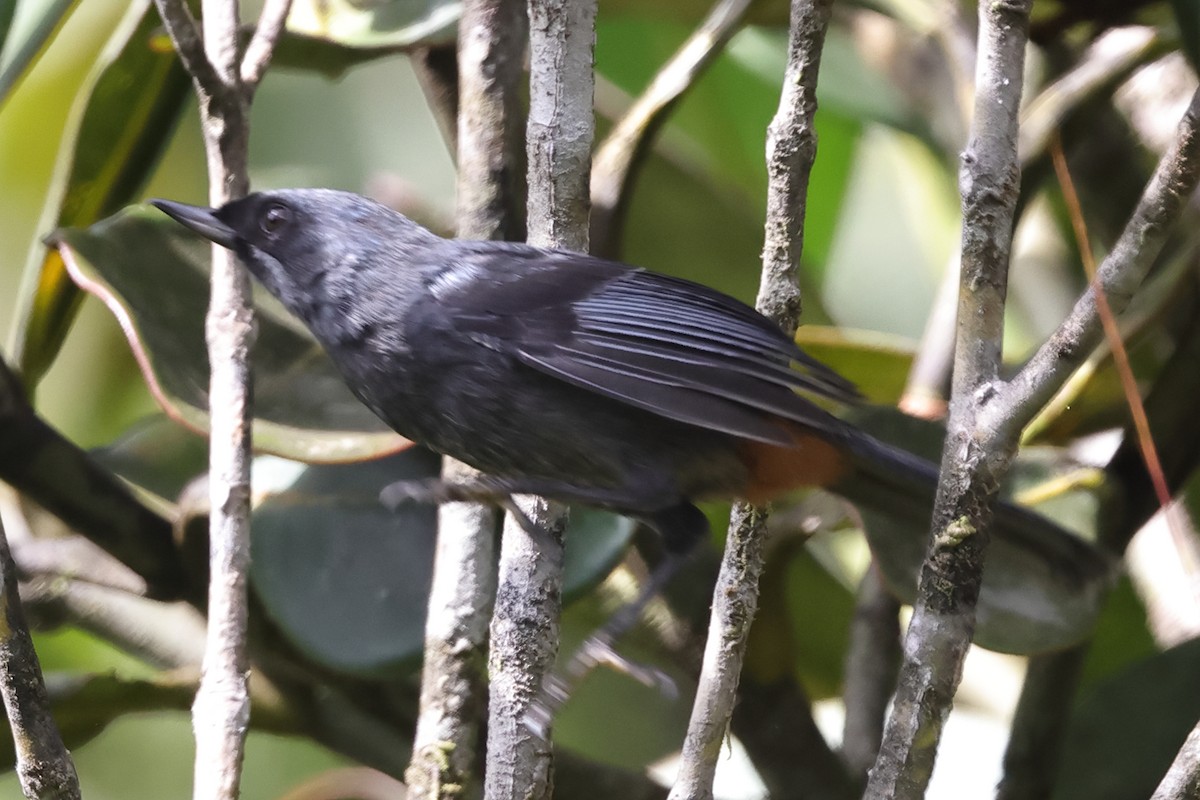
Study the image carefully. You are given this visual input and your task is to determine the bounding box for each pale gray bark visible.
[149,1,291,797]
[669,2,833,797]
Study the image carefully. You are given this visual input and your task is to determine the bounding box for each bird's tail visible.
[830,429,1113,587]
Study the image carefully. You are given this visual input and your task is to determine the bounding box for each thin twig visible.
[1018,27,1166,164]
[865,2,1034,797]
[150,0,220,94]
[996,644,1089,800]
[152,1,290,798]
[407,3,525,799]
[410,44,460,157]
[1050,134,1174,507]
[0,516,81,800]
[982,85,1200,440]
[240,0,292,87]
[482,2,593,797]
[1151,717,1200,799]
[589,0,752,257]
[840,565,902,783]
[669,2,833,796]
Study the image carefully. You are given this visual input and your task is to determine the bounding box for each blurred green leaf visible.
[563,507,637,600]
[91,414,208,504]
[795,325,915,404]
[1079,575,1156,690]
[53,206,408,462]
[11,1,188,387]
[554,592,693,769]
[287,0,458,50]
[252,450,638,675]
[0,0,77,107]
[1057,637,1200,800]
[746,539,855,697]
[846,407,1109,654]
[250,449,443,676]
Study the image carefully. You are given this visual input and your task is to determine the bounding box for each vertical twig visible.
[525,0,596,252]
[0,517,81,800]
[483,2,594,798]
[150,1,290,798]
[865,3,1033,797]
[840,566,902,782]
[407,2,525,798]
[668,2,833,797]
[996,645,1089,800]
[458,0,528,242]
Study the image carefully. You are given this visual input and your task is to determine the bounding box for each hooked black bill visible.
[150,199,237,249]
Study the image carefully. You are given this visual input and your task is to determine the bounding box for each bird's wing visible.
[430,245,860,446]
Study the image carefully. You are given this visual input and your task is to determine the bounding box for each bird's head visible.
[152,189,439,323]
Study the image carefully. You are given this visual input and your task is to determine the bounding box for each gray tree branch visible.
[483,2,594,797]
[151,1,292,797]
[1152,718,1200,800]
[0,516,81,800]
[865,2,1034,796]
[983,84,1200,441]
[407,2,526,798]
[670,2,833,797]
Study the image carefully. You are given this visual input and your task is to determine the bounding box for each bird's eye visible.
[260,203,291,236]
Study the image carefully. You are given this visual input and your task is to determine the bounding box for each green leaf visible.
[746,538,856,697]
[562,507,637,600]
[794,325,916,404]
[1056,638,1200,800]
[0,0,77,108]
[10,1,189,387]
[53,206,407,462]
[554,592,693,769]
[250,449,443,676]
[251,451,638,675]
[91,414,208,505]
[287,0,458,50]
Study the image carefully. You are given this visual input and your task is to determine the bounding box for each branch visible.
[0,516,81,800]
[0,357,189,600]
[1152,718,1200,800]
[482,1,593,796]
[407,2,525,798]
[525,0,597,252]
[406,464,498,800]
[151,1,291,798]
[240,0,292,88]
[865,2,1034,797]
[670,3,832,795]
[457,0,527,241]
[589,0,752,257]
[840,565,901,782]
[150,0,220,94]
[983,85,1200,440]
[410,44,460,157]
